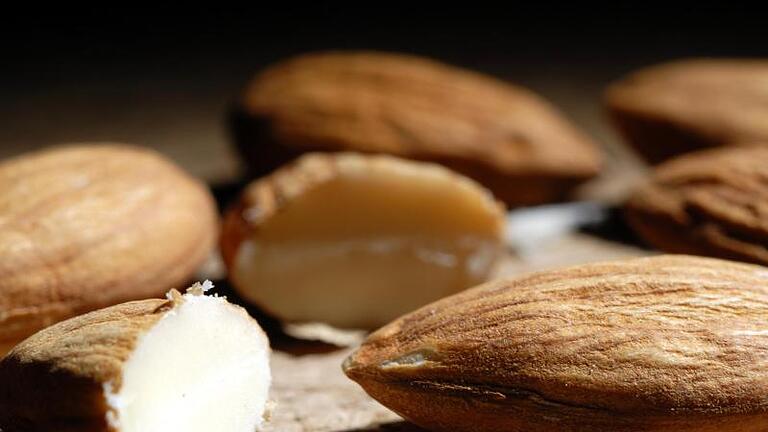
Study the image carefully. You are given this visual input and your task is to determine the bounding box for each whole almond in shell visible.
[233,51,601,206]
[344,255,768,432]
[625,146,768,266]
[0,144,218,353]
[606,58,768,163]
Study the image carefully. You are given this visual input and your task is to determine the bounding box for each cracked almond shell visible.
[606,58,768,163]
[0,144,218,353]
[625,146,768,265]
[344,255,768,432]
[232,51,601,206]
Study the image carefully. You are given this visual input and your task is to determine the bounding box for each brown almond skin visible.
[605,58,768,163]
[0,298,169,432]
[232,51,601,207]
[625,146,768,265]
[344,255,768,432]
[0,144,218,352]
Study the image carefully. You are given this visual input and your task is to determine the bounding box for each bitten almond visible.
[221,152,506,329]
[625,146,768,265]
[0,282,271,432]
[232,51,601,206]
[0,144,218,353]
[606,58,768,163]
[344,255,768,432]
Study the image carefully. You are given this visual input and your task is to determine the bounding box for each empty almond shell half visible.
[344,255,768,432]
[220,152,506,329]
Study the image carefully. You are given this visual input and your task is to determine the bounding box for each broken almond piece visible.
[0,282,271,432]
[221,153,506,329]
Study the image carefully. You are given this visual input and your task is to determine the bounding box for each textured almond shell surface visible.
[0,298,169,432]
[606,58,768,163]
[0,144,218,351]
[626,146,768,266]
[235,51,601,206]
[344,255,768,432]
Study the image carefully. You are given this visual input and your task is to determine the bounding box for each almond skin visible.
[232,51,601,206]
[0,144,218,352]
[605,58,768,163]
[625,146,768,265]
[344,255,768,432]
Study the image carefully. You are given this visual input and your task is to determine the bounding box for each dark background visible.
[2,4,765,185]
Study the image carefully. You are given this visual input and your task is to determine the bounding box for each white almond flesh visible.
[221,153,506,329]
[0,282,271,432]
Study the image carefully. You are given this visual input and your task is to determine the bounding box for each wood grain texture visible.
[344,255,768,431]
[626,146,768,265]
[234,51,601,206]
[0,144,218,351]
[265,349,410,432]
[606,58,768,163]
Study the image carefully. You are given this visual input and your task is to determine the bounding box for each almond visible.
[220,152,505,329]
[0,144,218,353]
[232,51,601,206]
[625,146,768,265]
[344,255,768,432]
[605,58,768,163]
[0,282,271,432]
